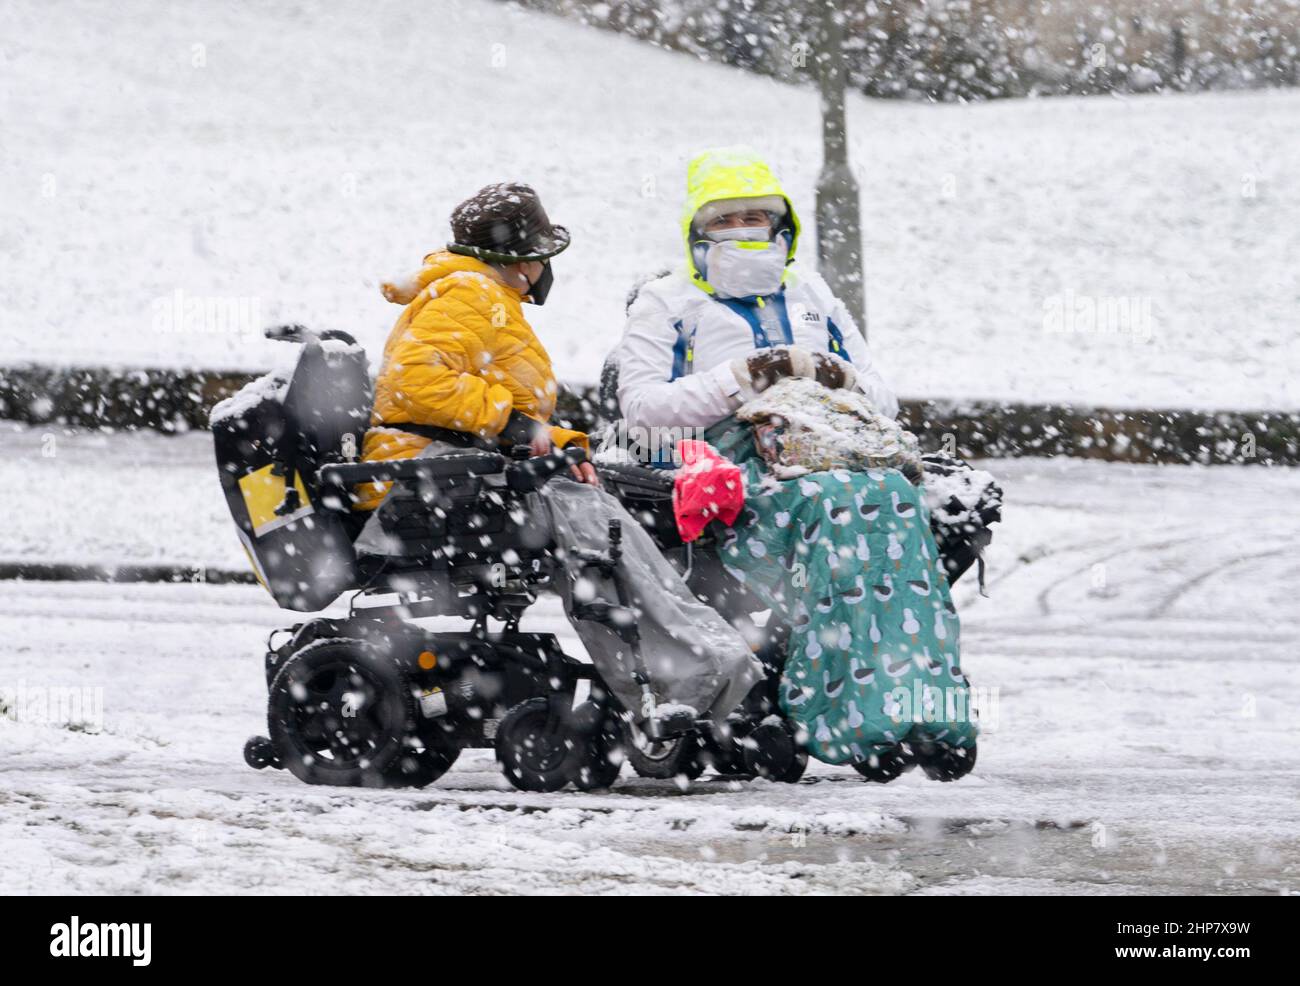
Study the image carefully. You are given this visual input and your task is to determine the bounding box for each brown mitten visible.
[732,345,816,395]
[810,351,858,391]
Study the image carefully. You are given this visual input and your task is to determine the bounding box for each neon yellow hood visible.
[680,146,801,293]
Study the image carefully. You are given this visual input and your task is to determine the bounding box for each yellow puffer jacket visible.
[356,251,586,510]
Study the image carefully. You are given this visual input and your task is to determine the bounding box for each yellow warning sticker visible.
[237,464,313,537]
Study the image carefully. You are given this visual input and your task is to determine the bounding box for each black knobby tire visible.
[852,742,915,784]
[742,721,807,783]
[916,740,977,782]
[387,724,462,789]
[496,698,584,792]
[572,719,624,791]
[268,638,414,788]
[697,728,748,777]
[622,722,704,780]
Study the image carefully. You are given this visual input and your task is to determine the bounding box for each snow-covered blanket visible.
[736,377,922,481]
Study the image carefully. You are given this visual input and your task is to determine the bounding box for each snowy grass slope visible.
[1,0,1297,410]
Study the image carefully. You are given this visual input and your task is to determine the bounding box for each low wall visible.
[1,363,1296,466]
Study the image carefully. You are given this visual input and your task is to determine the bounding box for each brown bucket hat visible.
[447,182,571,263]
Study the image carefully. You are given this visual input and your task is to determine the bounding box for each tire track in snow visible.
[1033,533,1206,617]
[1146,546,1292,618]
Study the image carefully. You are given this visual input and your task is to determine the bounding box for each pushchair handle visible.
[265,324,360,347]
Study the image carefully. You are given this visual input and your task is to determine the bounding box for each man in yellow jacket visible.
[357,182,594,510]
[355,182,761,727]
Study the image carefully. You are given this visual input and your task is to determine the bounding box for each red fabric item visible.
[672,440,745,543]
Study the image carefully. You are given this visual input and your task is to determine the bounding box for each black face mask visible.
[524,261,554,306]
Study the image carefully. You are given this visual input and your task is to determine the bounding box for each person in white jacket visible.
[613,146,898,438]
[606,149,983,784]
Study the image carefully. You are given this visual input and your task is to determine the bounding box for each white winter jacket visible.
[613,263,898,431]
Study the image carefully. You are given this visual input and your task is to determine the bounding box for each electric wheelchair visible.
[212,327,804,792]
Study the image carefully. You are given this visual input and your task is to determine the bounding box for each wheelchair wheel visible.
[696,733,748,776]
[572,718,624,791]
[387,725,462,789]
[622,722,704,780]
[268,638,413,787]
[742,721,807,783]
[496,698,584,792]
[243,734,278,770]
[852,743,916,783]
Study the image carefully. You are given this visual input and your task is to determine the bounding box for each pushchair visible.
[212,326,803,792]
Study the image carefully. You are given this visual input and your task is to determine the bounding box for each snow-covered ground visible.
[2,425,1297,894]
[2,0,1297,410]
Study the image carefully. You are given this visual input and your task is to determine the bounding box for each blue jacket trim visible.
[826,317,852,363]
[717,297,773,349]
[669,319,689,381]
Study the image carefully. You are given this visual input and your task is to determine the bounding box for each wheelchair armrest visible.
[504,446,587,493]
[595,461,675,499]
[317,450,506,487]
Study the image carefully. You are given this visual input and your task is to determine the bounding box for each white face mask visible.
[704,225,772,243]
[698,232,789,299]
